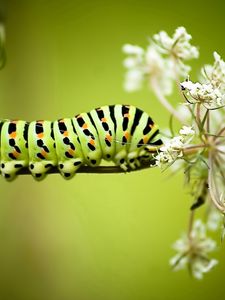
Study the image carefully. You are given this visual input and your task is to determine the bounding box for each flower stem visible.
[208,152,225,213]
[215,126,225,141]
[196,103,201,128]
[188,210,195,239]
[151,77,184,123]
[182,143,207,155]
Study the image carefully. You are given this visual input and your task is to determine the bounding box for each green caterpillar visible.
[0,104,163,181]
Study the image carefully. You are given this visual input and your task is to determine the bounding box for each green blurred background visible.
[0,1,224,299]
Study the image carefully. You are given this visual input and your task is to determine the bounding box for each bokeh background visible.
[0,1,224,299]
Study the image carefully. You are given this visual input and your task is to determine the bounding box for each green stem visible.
[151,77,184,123]
[188,210,195,239]
[208,152,225,213]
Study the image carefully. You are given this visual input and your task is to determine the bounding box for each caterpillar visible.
[0,104,163,181]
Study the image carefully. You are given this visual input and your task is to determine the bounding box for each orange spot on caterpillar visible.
[143,136,148,144]
[68,148,74,156]
[82,123,88,129]
[89,139,95,146]
[37,133,44,138]
[41,149,47,157]
[10,132,17,139]
[12,150,19,158]
[101,117,107,122]
[124,113,130,118]
[63,131,69,136]
[105,134,112,142]
[124,131,129,139]
[149,124,154,128]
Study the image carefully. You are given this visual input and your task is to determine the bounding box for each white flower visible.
[122,44,145,92]
[122,44,174,94]
[207,209,222,231]
[181,79,225,108]
[169,136,184,150]
[124,69,144,92]
[176,104,192,122]
[155,127,196,169]
[155,136,185,168]
[145,46,174,95]
[192,259,218,280]
[152,27,199,78]
[155,151,174,167]
[153,26,199,60]
[202,52,225,92]
[170,220,218,279]
[123,57,139,69]
[122,27,199,95]
[122,44,144,55]
[179,126,195,136]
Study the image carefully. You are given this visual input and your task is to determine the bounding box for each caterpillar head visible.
[86,151,102,167]
[141,143,163,165]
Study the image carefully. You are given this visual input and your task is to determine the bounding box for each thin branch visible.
[17,161,154,175]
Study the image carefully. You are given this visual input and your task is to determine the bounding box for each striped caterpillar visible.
[0,104,163,181]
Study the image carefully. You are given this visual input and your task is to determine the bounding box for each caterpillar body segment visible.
[89,105,116,161]
[72,111,102,167]
[113,105,136,171]
[1,120,29,179]
[28,121,57,180]
[0,105,163,181]
[53,118,84,179]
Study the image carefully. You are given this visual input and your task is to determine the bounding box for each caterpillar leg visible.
[113,149,129,171]
[58,158,83,179]
[127,151,141,170]
[28,161,55,180]
[1,160,27,181]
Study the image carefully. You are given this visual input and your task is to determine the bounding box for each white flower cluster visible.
[181,52,225,108]
[155,126,195,168]
[122,27,199,95]
[207,208,223,231]
[153,27,199,76]
[122,44,145,92]
[181,80,225,108]
[170,220,218,279]
[153,27,199,60]
[203,52,225,91]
